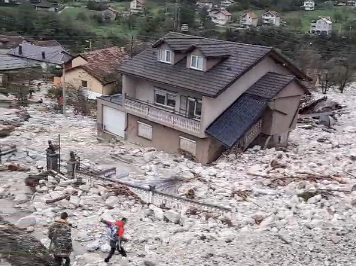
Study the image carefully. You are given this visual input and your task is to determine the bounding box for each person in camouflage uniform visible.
[48,212,73,266]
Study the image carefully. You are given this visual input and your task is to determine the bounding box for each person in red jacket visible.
[100,217,127,262]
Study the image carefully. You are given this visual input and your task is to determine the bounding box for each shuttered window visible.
[137,122,152,140]
[179,136,196,156]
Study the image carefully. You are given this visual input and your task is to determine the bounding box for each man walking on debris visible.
[48,212,73,266]
[100,217,127,262]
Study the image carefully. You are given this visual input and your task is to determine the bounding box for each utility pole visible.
[130,35,134,58]
[62,62,66,116]
[174,0,180,32]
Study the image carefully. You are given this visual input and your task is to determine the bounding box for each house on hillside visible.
[62,47,128,99]
[102,7,119,21]
[8,41,72,69]
[220,0,234,7]
[209,8,232,25]
[196,0,213,10]
[0,54,39,86]
[130,0,145,13]
[240,12,259,27]
[262,11,280,26]
[310,17,332,35]
[32,0,59,11]
[96,32,311,164]
[0,35,24,54]
[302,0,315,10]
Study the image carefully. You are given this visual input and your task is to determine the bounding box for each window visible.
[81,80,88,88]
[179,136,197,156]
[190,55,203,70]
[137,122,152,140]
[187,98,202,118]
[158,49,172,63]
[154,90,176,108]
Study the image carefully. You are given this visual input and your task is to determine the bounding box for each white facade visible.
[130,0,144,13]
[262,11,280,27]
[209,9,232,25]
[220,0,234,8]
[303,0,315,10]
[310,17,333,35]
[196,0,213,10]
[240,12,258,27]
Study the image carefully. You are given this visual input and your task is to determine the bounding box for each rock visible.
[105,196,118,209]
[14,193,28,204]
[69,196,80,207]
[164,210,181,224]
[251,212,268,223]
[15,215,37,228]
[144,261,157,266]
[86,239,101,252]
[100,243,111,253]
[259,215,275,229]
[149,205,164,220]
[143,208,154,217]
[78,253,103,264]
[181,171,194,180]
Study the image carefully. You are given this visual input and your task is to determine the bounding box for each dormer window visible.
[190,55,203,70]
[158,49,171,63]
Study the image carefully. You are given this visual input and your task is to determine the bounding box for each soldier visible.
[48,212,73,266]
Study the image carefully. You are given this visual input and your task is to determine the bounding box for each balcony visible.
[124,96,201,133]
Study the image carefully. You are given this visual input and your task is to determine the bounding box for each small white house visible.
[130,0,145,13]
[310,17,332,35]
[302,0,315,10]
[196,0,213,10]
[240,12,259,27]
[262,11,280,27]
[220,0,235,8]
[209,8,232,25]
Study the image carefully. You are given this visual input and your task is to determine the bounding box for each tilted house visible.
[97,33,310,164]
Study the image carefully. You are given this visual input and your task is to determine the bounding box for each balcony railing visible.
[124,96,201,133]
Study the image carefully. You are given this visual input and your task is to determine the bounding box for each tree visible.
[325,57,356,93]
[199,7,215,31]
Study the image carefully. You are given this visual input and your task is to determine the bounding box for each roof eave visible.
[269,49,312,81]
[118,69,215,97]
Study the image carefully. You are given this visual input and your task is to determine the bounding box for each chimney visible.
[19,44,22,55]
[42,50,45,59]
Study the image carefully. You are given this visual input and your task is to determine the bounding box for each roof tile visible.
[79,46,129,84]
[205,94,268,147]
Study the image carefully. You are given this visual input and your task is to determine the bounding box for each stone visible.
[15,215,37,228]
[144,261,157,266]
[164,210,181,224]
[100,243,111,253]
[144,208,154,217]
[14,193,28,204]
[149,205,164,220]
[105,196,118,208]
[85,239,101,252]
[69,196,80,207]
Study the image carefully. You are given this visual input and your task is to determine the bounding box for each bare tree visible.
[324,57,356,93]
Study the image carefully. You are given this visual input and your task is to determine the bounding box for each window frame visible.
[158,49,172,63]
[187,98,202,119]
[190,55,204,70]
[81,80,88,88]
[179,136,197,156]
[137,121,153,140]
[154,89,176,109]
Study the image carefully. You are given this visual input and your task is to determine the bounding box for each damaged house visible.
[97,32,310,164]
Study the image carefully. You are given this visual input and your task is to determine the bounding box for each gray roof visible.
[206,94,268,147]
[245,72,295,99]
[0,55,38,71]
[206,72,306,148]
[119,32,309,98]
[8,41,72,65]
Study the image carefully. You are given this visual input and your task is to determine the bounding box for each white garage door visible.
[102,106,126,138]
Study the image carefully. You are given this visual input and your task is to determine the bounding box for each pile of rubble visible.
[0,89,356,265]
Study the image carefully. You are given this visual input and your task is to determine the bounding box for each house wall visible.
[126,114,224,164]
[97,98,125,137]
[202,56,291,131]
[71,57,87,68]
[63,68,111,95]
[261,81,304,142]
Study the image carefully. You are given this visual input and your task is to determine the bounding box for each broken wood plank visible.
[45,194,70,204]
